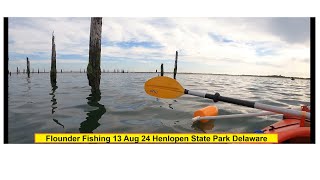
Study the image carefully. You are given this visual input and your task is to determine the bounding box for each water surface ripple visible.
[8,73,310,143]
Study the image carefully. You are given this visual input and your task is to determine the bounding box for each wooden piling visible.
[17,67,18,74]
[61,69,62,73]
[50,32,57,83]
[161,63,164,76]
[38,68,39,74]
[27,57,30,78]
[87,17,102,91]
[173,51,178,79]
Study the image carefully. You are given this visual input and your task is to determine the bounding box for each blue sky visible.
[8,17,310,77]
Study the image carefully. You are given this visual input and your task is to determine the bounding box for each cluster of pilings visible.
[158,51,178,79]
[102,69,129,73]
[9,17,135,93]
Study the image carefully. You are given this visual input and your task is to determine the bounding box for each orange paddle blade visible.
[144,76,185,99]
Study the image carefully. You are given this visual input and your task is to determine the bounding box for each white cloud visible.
[8,17,310,77]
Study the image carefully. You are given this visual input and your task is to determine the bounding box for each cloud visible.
[267,17,310,44]
[8,17,311,77]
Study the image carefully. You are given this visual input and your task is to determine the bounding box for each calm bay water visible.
[8,73,310,143]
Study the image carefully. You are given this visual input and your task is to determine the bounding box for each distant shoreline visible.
[11,71,310,80]
[130,72,310,80]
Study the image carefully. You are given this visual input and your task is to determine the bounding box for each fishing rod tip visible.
[192,116,201,121]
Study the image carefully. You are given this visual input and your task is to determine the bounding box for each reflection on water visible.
[79,89,106,133]
[53,119,64,128]
[50,80,64,128]
[192,120,215,133]
[8,73,310,143]
[27,77,31,91]
[50,81,58,114]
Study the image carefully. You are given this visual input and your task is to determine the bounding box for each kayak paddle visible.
[144,76,310,119]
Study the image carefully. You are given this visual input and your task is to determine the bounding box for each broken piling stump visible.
[161,63,164,76]
[27,57,30,78]
[174,51,178,79]
[50,32,57,83]
[87,17,102,91]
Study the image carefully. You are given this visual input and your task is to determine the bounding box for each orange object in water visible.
[193,106,218,123]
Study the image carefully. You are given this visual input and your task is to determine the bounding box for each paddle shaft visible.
[185,89,310,119]
[192,111,277,121]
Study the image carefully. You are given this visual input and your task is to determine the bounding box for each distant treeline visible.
[130,72,310,80]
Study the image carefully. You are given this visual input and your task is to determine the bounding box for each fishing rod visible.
[144,76,310,119]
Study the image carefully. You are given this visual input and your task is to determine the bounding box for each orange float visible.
[193,106,218,123]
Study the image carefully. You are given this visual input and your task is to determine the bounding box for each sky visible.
[8,17,310,77]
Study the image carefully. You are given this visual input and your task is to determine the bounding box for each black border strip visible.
[4,17,9,144]
[310,17,315,144]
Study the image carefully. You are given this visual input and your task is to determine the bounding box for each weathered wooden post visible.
[38,68,39,74]
[17,67,18,74]
[50,32,57,83]
[87,17,102,91]
[61,69,62,73]
[173,51,178,79]
[161,63,164,76]
[44,68,45,73]
[27,57,30,78]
